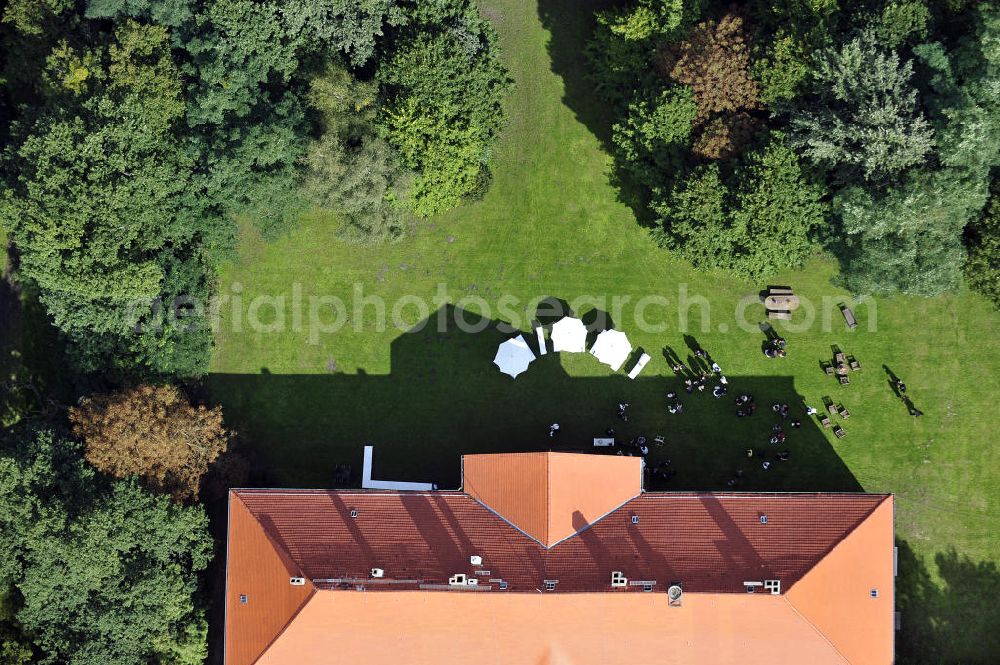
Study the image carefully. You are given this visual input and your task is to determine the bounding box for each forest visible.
[590,0,999,298]
[1,0,999,663]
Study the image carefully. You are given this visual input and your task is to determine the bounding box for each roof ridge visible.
[780,595,852,664]
[249,590,318,665]
[787,495,889,593]
[544,492,643,549]
[227,492,317,665]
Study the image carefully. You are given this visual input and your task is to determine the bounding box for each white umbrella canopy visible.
[550,316,588,353]
[589,329,633,371]
[493,335,536,378]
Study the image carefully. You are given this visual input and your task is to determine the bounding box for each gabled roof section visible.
[462,452,643,546]
[230,489,887,593]
[225,492,315,665]
[786,495,895,665]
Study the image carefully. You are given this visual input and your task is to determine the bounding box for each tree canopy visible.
[1,0,512,377]
[0,425,212,665]
[69,384,231,502]
[587,0,1000,294]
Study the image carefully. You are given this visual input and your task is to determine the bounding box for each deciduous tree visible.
[0,425,211,665]
[655,12,763,159]
[378,26,510,216]
[655,134,825,278]
[69,384,230,502]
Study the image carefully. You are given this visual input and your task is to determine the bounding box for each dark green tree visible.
[789,36,934,185]
[0,425,212,665]
[1,22,223,377]
[965,189,1000,306]
[611,85,697,189]
[833,3,1000,295]
[655,134,825,279]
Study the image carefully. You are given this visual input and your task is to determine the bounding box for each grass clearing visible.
[209,0,1000,659]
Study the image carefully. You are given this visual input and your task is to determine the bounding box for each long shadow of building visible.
[208,305,860,493]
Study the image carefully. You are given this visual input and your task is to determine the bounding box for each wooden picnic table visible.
[764,294,800,311]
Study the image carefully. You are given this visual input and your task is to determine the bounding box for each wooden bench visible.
[820,415,832,428]
[768,310,792,320]
[849,357,861,371]
[839,375,850,385]
[823,362,834,375]
[825,400,837,415]
[834,352,846,364]
[838,406,851,419]
[834,426,846,439]
[653,435,665,446]
[841,305,858,329]
[767,286,795,295]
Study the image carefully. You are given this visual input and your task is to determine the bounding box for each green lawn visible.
[209,0,1000,660]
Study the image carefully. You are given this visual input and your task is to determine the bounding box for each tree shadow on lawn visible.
[207,305,858,494]
[895,539,1000,664]
[535,0,619,150]
[535,0,659,224]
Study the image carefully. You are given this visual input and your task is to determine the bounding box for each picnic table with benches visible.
[764,286,799,320]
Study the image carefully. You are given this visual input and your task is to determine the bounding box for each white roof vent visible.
[370,568,384,578]
[449,574,467,586]
[667,585,683,606]
[470,555,483,565]
[764,579,781,594]
[611,571,628,588]
[466,578,479,586]
[289,577,306,586]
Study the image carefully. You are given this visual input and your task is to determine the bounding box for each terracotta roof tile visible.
[226,453,894,665]
[256,592,852,665]
[463,452,643,546]
[224,493,314,665]
[786,498,895,665]
[234,490,886,594]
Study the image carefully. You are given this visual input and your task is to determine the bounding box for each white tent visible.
[550,316,588,353]
[493,335,536,378]
[589,329,633,371]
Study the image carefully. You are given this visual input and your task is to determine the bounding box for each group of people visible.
[726,400,806,484]
[735,394,757,417]
[669,347,729,411]
[646,459,675,481]
[763,336,787,359]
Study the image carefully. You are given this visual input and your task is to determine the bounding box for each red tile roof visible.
[233,489,885,593]
[225,453,894,665]
[224,495,314,665]
[463,452,643,546]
